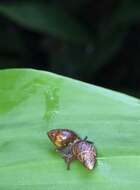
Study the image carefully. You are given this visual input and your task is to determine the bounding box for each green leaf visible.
[0,69,140,189]
[0,2,90,43]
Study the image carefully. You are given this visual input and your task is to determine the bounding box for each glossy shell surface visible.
[72,140,96,170]
[47,129,80,148]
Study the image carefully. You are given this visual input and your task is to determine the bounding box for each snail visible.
[47,129,96,170]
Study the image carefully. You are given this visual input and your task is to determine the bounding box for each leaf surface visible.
[0,69,140,190]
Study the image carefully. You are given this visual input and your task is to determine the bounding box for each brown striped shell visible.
[72,140,96,170]
[47,129,80,148]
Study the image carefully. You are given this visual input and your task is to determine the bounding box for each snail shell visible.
[72,140,96,170]
[47,129,80,148]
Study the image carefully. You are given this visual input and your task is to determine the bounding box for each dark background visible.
[0,0,140,97]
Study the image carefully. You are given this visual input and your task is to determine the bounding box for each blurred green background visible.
[0,0,140,97]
